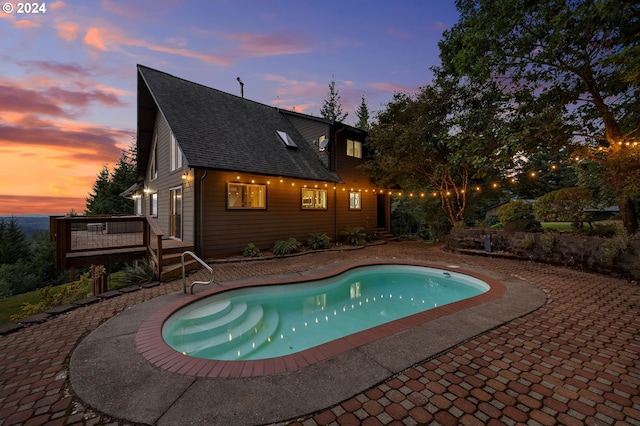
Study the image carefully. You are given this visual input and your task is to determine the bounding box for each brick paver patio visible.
[0,242,638,425]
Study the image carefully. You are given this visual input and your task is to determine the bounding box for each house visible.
[126,65,390,259]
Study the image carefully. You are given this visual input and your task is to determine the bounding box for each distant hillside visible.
[0,215,51,236]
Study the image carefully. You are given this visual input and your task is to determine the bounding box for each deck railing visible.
[51,215,164,278]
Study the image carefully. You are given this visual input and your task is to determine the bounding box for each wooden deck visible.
[52,215,196,280]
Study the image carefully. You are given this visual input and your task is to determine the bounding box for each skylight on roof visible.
[276,130,298,149]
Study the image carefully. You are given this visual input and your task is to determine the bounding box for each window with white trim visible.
[346,139,362,158]
[150,193,158,216]
[301,188,327,210]
[227,183,266,209]
[135,196,142,216]
[150,134,158,180]
[170,133,183,171]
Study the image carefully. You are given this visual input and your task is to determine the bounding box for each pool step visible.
[170,302,249,340]
[177,299,232,326]
[173,304,266,356]
[214,308,280,360]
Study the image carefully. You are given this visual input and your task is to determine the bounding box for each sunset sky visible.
[0,0,459,215]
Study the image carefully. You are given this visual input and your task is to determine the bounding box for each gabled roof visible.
[137,65,341,183]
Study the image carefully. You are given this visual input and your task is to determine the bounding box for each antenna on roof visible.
[277,95,280,111]
[236,77,244,98]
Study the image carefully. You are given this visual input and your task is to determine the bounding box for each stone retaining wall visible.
[445,228,640,281]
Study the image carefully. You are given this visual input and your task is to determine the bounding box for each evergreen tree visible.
[109,146,137,214]
[0,217,30,265]
[85,143,137,215]
[85,164,113,214]
[320,77,348,123]
[355,95,370,131]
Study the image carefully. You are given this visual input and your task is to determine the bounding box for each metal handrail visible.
[182,251,215,294]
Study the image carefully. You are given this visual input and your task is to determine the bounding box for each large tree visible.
[440,0,640,233]
[320,77,348,122]
[364,76,509,226]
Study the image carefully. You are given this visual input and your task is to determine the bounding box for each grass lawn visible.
[0,291,42,326]
[0,270,130,327]
[0,283,91,326]
[542,220,623,233]
[541,222,575,231]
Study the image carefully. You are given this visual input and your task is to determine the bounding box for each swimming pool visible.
[162,265,489,361]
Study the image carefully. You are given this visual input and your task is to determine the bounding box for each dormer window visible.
[276,130,298,149]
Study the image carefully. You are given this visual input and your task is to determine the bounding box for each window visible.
[349,191,362,210]
[301,188,327,210]
[150,134,158,180]
[227,183,266,209]
[171,133,183,171]
[276,130,298,149]
[134,196,142,216]
[346,139,362,158]
[150,193,158,216]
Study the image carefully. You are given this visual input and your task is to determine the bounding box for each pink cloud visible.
[262,73,325,101]
[19,60,89,77]
[0,119,131,161]
[0,84,67,116]
[56,21,81,40]
[387,28,411,39]
[227,30,312,57]
[50,1,67,10]
[15,20,40,28]
[84,27,109,51]
[82,24,234,65]
[0,82,127,118]
[427,22,448,33]
[0,11,40,28]
[46,87,125,108]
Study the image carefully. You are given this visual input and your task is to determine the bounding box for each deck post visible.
[156,234,163,278]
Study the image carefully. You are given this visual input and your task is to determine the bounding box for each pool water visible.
[162,265,489,360]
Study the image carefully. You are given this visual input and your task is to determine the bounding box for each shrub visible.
[519,234,535,250]
[479,215,500,229]
[341,226,366,245]
[120,259,155,286]
[539,232,556,254]
[242,243,262,257]
[10,275,90,321]
[307,232,331,250]
[497,200,542,233]
[534,187,593,231]
[271,238,301,255]
[601,232,631,264]
[584,222,620,237]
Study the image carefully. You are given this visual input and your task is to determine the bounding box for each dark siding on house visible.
[200,170,339,257]
[198,167,379,258]
[332,127,379,233]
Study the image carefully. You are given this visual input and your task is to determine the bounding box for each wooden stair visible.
[157,240,201,281]
[377,229,399,242]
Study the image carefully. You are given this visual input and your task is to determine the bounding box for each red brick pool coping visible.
[136,260,506,378]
